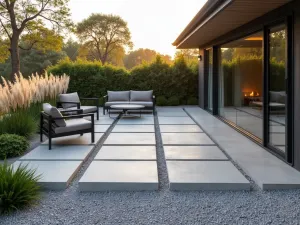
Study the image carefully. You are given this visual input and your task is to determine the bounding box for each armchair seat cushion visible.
[105,101,130,107]
[68,106,97,113]
[130,101,153,107]
[54,118,92,134]
[58,92,80,109]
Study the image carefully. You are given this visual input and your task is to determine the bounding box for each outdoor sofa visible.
[40,103,95,150]
[251,91,286,113]
[103,90,155,115]
[56,92,99,120]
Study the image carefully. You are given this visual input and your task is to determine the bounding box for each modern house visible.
[173,0,300,171]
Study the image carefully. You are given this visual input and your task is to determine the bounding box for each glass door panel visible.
[207,48,213,111]
[268,24,287,153]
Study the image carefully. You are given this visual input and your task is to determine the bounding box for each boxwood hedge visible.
[48,57,198,105]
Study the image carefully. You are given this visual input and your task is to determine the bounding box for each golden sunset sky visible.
[69,0,207,57]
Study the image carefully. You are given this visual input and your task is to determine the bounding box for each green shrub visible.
[0,162,41,214]
[48,59,198,100]
[167,96,180,106]
[156,96,168,106]
[187,97,198,105]
[0,112,37,138]
[0,134,29,160]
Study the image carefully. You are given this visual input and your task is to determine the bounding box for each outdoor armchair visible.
[56,92,99,120]
[41,103,95,150]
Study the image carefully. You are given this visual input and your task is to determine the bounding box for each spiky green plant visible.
[0,162,41,214]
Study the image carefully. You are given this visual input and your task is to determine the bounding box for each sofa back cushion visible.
[43,103,66,127]
[107,91,130,101]
[58,92,80,109]
[130,90,153,102]
[270,91,286,104]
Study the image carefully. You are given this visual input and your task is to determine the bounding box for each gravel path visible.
[2,112,300,225]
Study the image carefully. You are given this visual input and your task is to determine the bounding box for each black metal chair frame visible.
[40,109,95,150]
[103,95,156,115]
[56,97,100,120]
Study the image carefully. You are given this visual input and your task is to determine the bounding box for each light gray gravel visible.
[2,111,300,225]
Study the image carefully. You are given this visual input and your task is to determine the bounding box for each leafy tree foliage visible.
[0,0,72,80]
[63,39,80,61]
[76,13,133,65]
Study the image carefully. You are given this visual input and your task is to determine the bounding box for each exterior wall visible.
[293,1,300,170]
[198,49,205,108]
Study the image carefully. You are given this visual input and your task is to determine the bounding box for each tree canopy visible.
[76,13,133,65]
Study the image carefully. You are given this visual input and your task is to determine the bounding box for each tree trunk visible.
[10,35,20,81]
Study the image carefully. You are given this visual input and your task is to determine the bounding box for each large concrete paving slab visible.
[42,133,104,146]
[104,133,156,145]
[19,145,94,161]
[164,146,228,161]
[112,125,155,133]
[158,117,196,125]
[160,125,202,133]
[161,133,214,145]
[186,107,300,190]
[117,117,154,125]
[12,161,82,190]
[167,161,250,191]
[157,111,188,117]
[95,146,156,160]
[95,125,110,133]
[79,161,158,191]
[94,117,116,125]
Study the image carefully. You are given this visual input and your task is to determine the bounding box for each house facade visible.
[173,0,300,170]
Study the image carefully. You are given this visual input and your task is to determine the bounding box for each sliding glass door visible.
[207,48,213,111]
[266,24,288,156]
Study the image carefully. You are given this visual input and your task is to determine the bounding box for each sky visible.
[69,0,207,57]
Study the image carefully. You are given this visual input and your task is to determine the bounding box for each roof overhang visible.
[173,0,291,49]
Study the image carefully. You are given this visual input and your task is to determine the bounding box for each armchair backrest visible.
[43,103,66,127]
[58,92,80,109]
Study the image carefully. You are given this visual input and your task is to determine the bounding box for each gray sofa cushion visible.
[54,118,91,134]
[130,90,153,101]
[59,92,80,109]
[130,101,153,107]
[107,91,130,101]
[269,91,286,104]
[43,103,66,127]
[105,101,130,107]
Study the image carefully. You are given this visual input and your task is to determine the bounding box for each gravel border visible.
[2,108,300,225]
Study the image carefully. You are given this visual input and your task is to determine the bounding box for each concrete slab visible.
[117,117,154,125]
[79,161,158,191]
[104,133,156,145]
[157,111,188,117]
[186,107,300,190]
[160,125,203,133]
[19,145,94,161]
[42,133,103,146]
[112,125,155,133]
[158,117,196,125]
[95,125,110,133]
[12,161,82,190]
[164,146,227,161]
[167,161,250,191]
[161,133,214,145]
[94,117,116,125]
[95,146,156,160]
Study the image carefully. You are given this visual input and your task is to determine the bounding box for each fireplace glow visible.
[244,91,260,97]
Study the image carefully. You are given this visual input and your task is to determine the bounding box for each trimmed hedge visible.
[0,134,29,160]
[48,57,198,105]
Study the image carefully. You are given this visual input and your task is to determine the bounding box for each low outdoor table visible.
[109,104,145,118]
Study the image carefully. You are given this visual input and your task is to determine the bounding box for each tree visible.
[0,0,72,80]
[76,13,133,65]
[124,48,157,69]
[63,39,80,61]
[174,49,198,69]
